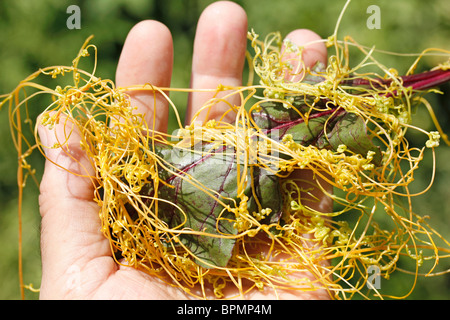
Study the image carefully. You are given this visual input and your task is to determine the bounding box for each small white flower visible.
[426,131,440,148]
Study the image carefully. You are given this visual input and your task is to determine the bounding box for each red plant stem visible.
[345,69,450,92]
[401,69,450,91]
[264,107,345,136]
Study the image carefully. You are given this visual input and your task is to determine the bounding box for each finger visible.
[37,116,111,297]
[282,29,333,213]
[116,20,173,132]
[186,1,247,125]
[282,29,328,83]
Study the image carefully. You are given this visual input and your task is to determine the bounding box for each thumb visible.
[37,114,111,298]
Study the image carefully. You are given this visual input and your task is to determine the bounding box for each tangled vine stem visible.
[2,21,450,300]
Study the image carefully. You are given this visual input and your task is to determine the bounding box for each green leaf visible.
[135,143,282,268]
[317,112,382,165]
[251,101,382,165]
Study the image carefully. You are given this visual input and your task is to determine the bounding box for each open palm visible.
[37,1,331,300]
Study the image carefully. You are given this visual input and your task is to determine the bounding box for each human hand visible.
[37,1,331,299]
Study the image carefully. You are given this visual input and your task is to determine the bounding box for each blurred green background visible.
[0,0,449,300]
